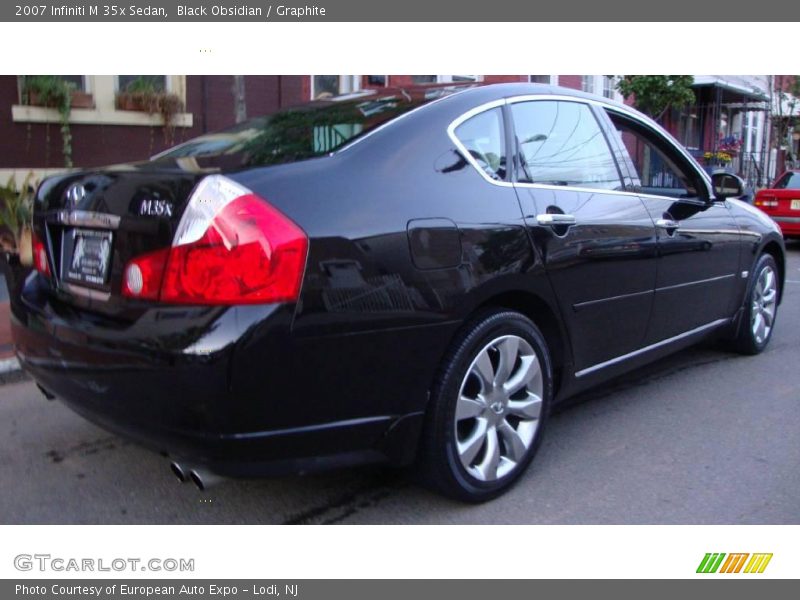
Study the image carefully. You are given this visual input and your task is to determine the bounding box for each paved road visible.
[1,243,798,524]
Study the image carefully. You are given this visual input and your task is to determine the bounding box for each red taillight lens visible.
[32,232,50,278]
[122,176,308,305]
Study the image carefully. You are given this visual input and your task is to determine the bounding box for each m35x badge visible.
[139,198,174,217]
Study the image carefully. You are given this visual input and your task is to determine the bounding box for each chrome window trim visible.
[574,318,730,378]
[445,92,714,200]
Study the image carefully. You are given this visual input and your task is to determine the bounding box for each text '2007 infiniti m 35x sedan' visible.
[12,83,785,502]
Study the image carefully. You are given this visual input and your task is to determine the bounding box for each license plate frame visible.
[61,227,114,288]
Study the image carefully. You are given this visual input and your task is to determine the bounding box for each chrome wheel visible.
[455,335,543,482]
[751,265,777,345]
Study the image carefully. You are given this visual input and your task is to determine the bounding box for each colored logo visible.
[696,553,773,574]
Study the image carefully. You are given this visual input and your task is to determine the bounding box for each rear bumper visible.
[11,276,426,477]
[772,215,800,236]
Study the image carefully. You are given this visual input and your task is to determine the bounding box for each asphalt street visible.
[1,243,798,524]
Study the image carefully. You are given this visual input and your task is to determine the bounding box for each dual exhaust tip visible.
[170,461,222,491]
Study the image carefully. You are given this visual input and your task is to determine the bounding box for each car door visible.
[603,109,742,344]
[509,98,659,375]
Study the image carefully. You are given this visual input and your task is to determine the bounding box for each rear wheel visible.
[731,254,779,355]
[419,309,552,502]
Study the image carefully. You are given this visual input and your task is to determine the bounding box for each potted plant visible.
[115,77,184,143]
[0,174,35,298]
[23,75,94,109]
[703,151,733,168]
[21,76,82,168]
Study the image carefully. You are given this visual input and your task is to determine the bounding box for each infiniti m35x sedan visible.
[12,83,785,502]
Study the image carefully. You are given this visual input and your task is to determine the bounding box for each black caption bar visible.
[3,580,798,600]
[3,0,800,21]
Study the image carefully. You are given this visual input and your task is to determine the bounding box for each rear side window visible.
[154,89,466,166]
[774,172,800,189]
[454,107,507,181]
[511,101,622,190]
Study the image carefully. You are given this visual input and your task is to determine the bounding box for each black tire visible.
[418,309,553,502]
[730,253,780,355]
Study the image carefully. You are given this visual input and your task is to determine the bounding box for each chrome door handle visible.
[536,213,576,226]
[656,218,679,229]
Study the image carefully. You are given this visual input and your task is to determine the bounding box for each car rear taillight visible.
[755,197,778,208]
[32,231,50,278]
[122,175,308,305]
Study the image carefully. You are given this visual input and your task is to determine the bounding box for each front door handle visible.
[656,218,679,229]
[536,213,577,227]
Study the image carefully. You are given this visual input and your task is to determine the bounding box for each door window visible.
[608,112,704,199]
[511,100,622,190]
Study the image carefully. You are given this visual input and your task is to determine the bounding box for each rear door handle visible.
[655,218,679,229]
[536,213,576,227]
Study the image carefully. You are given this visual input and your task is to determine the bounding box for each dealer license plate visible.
[62,228,114,287]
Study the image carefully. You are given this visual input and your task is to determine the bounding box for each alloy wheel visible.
[454,335,543,482]
[751,265,777,345]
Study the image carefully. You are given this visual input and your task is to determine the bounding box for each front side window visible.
[609,112,701,199]
[511,100,622,190]
[774,171,800,189]
[454,107,507,181]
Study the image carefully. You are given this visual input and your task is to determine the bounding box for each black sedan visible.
[12,83,785,502]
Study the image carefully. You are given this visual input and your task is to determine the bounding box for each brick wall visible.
[0,76,306,170]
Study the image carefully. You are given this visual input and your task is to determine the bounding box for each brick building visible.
[1,74,796,187]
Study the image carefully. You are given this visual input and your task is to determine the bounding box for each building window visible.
[366,75,387,86]
[117,75,168,92]
[12,75,191,129]
[311,75,360,99]
[677,107,700,150]
[529,76,551,84]
[411,75,437,84]
[581,76,594,93]
[603,76,616,99]
[411,76,481,85]
[312,75,340,98]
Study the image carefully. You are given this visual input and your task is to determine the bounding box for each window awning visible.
[692,76,770,102]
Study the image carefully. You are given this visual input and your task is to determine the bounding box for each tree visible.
[616,76,696,121]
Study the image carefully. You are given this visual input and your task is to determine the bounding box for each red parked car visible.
[754,170,800,238]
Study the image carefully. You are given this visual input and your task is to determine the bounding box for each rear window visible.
[774,172,800,189]
[155,88,466,167]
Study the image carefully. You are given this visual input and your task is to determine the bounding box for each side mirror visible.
[711,172,744,200]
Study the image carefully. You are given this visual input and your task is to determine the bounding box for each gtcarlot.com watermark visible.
[14,554,195,573]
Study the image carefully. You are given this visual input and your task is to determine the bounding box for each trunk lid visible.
[34,162,205,317]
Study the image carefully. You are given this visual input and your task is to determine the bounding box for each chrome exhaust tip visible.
[170,461,190,483]
[188,468,223,491]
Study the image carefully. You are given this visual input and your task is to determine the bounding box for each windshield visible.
[774,172,800,189]
[155,87,467,167]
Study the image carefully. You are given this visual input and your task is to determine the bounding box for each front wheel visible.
[418,310,553,502]
[731,254,780,355]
